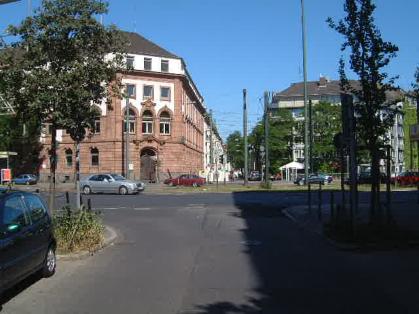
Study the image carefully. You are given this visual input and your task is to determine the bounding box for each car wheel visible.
[192,182,198,187]
[298,180,304,186]
[83,185,91,195]
[119,186,128,195]
[169,182,174,187]
[42,246,56,278]
[26,181,30,185]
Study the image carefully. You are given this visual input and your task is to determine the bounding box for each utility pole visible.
[125,96,130,179]
[264,91,270,185]
[309,99,313,172]
[301,0,309,183]
[243,89,248,186]
[209,109,214,182]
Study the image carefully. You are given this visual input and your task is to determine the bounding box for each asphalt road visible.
[2,192,419,314]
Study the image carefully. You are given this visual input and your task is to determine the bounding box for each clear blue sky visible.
[1,0,418,140]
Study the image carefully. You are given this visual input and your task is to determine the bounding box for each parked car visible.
[294,173,333,186]
[344,172,387,185]
[391,171,419,186]
[248,171,262,181]
[80,174,145,195]
[12,174,38,185]
[164,174,206,187]
[0,189,56,295]
[270,173,282,181]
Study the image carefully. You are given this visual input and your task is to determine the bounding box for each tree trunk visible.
[48,125,57,214]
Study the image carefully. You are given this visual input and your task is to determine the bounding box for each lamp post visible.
[301,0,309,184]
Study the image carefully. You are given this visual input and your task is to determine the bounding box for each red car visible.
[391,171,419,186]
[164,174,206,187]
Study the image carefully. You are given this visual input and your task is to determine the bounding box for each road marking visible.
[133,207,151,211]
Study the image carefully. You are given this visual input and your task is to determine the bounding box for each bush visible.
[259,181,272,190]
[53,206,104,254]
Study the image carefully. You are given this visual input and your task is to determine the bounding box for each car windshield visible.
[110,174,126,181]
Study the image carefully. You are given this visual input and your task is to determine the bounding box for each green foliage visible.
[0,0,127,142]
[249,108,295,173]
[403,100,418,170]
[312,102,342,172]
[328,0,399,213]
[0,115,42,174]
[53,207,104,253]
[226,131,244,169]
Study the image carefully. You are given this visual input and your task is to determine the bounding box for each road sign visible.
[410,124,419,141]
[0,151,18,158]
[1,168,11,183]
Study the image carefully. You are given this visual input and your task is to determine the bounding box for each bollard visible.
[65,191,70,204]
[330,191,335,224]
[87,198,92,212]
[35,188,40,194]
[318,182,322,221]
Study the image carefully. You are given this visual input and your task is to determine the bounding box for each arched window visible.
[159,111,171,135]
[123,108,136,134]
[142,110,153,134]
[65,149,73,167]
[91,148,99,166]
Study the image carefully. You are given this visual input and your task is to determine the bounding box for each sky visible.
[1,0,418,140]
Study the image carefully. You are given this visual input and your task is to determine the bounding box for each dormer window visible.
[126,56,134,69]
[144,57,152,71]
[161,59,169,72]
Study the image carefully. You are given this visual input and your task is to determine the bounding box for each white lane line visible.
[133,207,151,211]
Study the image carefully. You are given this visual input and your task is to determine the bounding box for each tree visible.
[311,102,342,172]
[328,0,399,221]
[411,68,419,169]
[0,115,42,174]
[248,108,295,174]
[1,0,126,210]
[226,131,244,170]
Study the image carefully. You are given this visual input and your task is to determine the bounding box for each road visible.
[2,192,419,313]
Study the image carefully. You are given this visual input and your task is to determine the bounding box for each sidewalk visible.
[283,191,419,249]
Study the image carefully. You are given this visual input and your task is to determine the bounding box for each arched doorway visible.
[140,148,157,182]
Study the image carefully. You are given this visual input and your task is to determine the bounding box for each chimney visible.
[319,76,327,87]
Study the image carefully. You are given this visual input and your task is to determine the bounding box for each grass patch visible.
[53,206,104,254]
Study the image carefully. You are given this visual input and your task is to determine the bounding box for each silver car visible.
[80,174,145,195]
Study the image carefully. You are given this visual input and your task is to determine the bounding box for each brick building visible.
[39,32,207,182]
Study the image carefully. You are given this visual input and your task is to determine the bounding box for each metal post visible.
[264,92,270,185]
[318,182,322,221]
[210,109,214,172]
[125,96,130,179]
[243,89,248,186]
[301,0,309,184]
[76,141,81,209]
[386,145,392,223]
[309,99,313,172]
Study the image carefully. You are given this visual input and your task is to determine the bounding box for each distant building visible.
[39,32,213,182]
[271,76,406,175]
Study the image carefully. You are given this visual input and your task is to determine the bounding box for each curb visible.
[57,225,118,261]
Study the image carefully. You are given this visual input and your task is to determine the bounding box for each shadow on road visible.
[186,191,411,314]
[0,272,42,311]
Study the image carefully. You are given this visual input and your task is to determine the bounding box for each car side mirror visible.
[0,224,21,235]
